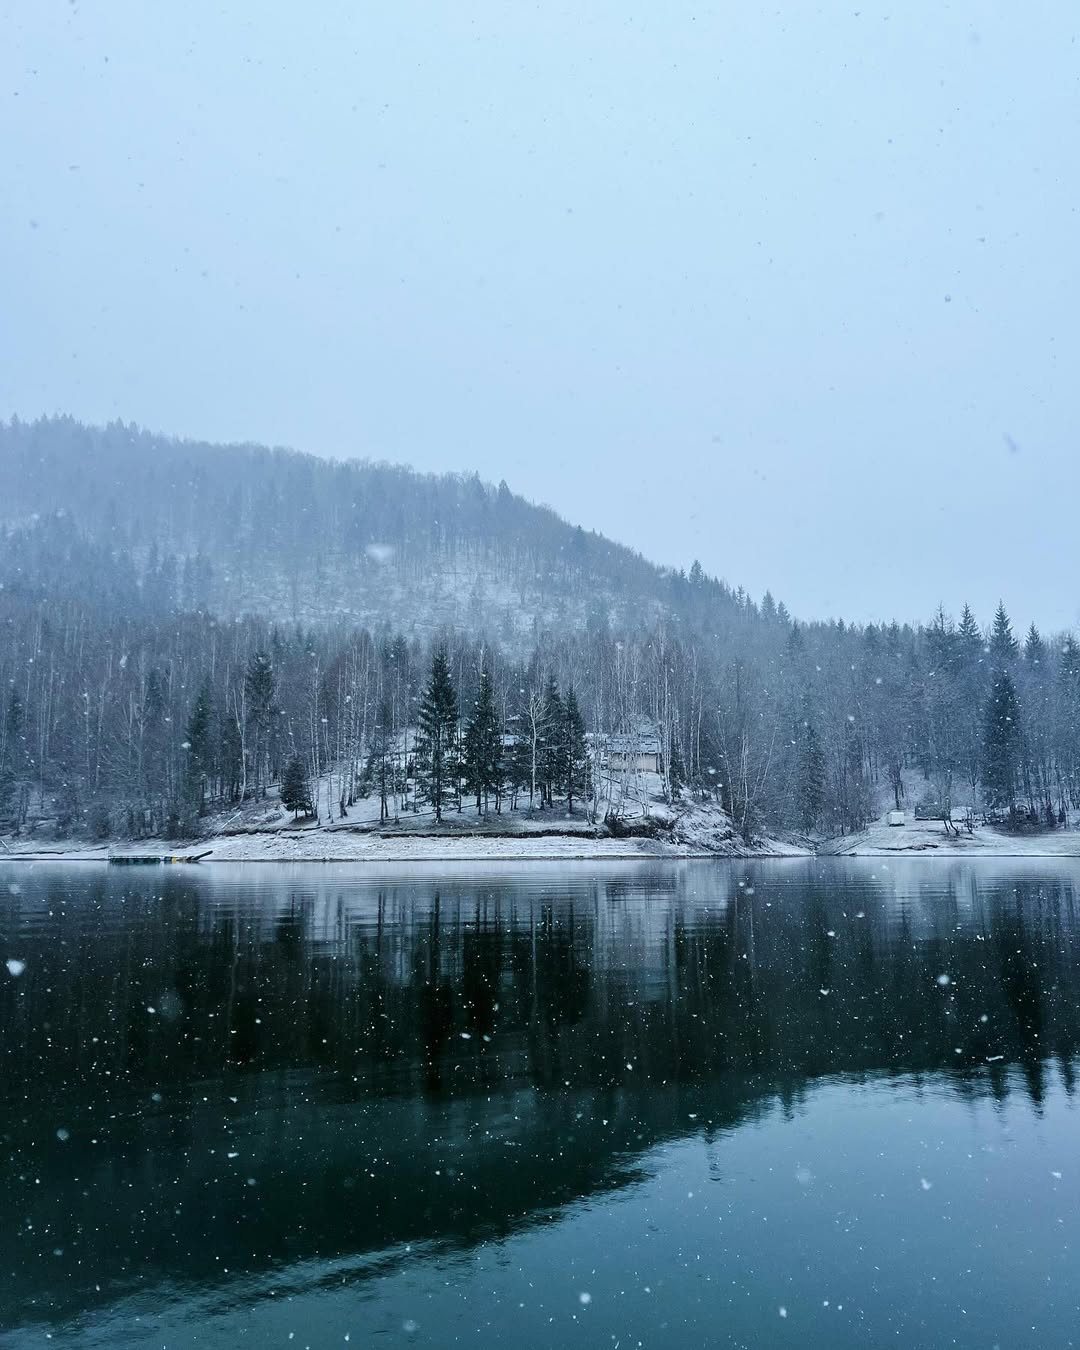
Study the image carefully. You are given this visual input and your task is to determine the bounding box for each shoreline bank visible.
[2,833,1079,864]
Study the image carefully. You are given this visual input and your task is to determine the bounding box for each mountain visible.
[0,416,756,642]
[1,416,1076,851]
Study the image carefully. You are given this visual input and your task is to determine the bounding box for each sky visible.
[2,1,1078,633]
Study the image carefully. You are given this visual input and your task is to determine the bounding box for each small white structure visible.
[887,810,905,827]
[601,720,663,775]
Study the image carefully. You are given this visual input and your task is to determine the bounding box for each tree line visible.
[1,573,1077,840]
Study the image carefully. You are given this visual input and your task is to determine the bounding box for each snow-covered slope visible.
[0,417,745,644]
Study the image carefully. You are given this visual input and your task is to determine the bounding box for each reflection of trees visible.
[3,863,1080,1327]
[5,868,1080,1112]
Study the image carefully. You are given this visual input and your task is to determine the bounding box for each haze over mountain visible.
[5,5,1078,631]
[0,416,754,642]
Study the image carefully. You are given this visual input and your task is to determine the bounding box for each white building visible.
[598,720,663,775]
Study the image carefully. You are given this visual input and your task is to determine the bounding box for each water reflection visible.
[1,859,1078,1338]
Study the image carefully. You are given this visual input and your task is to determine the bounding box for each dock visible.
[107,850,213,865]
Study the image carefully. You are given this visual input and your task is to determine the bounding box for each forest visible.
[1,418,1078,843]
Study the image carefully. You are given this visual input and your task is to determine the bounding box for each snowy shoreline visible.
[2,826,1079,864]
[0,834,763,864]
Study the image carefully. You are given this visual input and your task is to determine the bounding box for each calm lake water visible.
[2,859,1079,1349]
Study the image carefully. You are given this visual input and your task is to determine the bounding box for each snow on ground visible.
[824,812,1080,858]
[1,832,707,863]
[141,832,698,863]
[11,759,1075,862]
[6,814,1075,862]
[1,788,809,863]
[813,765,1080,856]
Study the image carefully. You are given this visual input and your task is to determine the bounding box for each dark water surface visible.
[2,859,1079,1348]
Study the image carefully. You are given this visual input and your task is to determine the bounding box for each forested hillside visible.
[0,416,747,640]
[1,416,1078,844]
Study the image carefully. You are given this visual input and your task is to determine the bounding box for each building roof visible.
[604,731,661,757]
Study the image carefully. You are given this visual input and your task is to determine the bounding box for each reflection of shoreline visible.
[2,861,1079,1329]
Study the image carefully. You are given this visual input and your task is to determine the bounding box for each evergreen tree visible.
[244,651,276,796]
[1057,636,1080,811]
[463,665,502,814]
[841,714,873,833]
[668,736,686,799]
[369,698,394,822]
[957,603,981,652]
[280,753,313,818]
[141,669,167,797]
[416,649,459,822]
[564,687,590,814]
[181,680,213,826]
[0,689,24,821]
[989,602,1018,668]
[983,671,1021,808]
[796,720,826,834]
[1019,623,1053,813]
[221,714,243,802]
[954,602,987,804]
[504,706,534,809]
[2,688,24,775]
[539,676,565,806]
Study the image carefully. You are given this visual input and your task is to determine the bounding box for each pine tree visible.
[280,753,313,819]
[957,603,982,653]
[141,669,168,804]
[504,705,534,810]
[1058,636,1080,811]
[539,676,564,807]
[668,736,686,798]
[2,688,24,775]
[954,603,988,804]
[0,690,24,821]
[416,649,459,822]
[989,602,1018,668]
[181,680,213,825]
[244,651,276,796]
[463,665,502,814]
[221,715,243,802]
[370,698,394,822]
[982,671,1021,808]
[1019,623,1052,814]
[796,721,826,834]
[564,687,589,814]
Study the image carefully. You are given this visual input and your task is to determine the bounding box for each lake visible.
[2,859,1079,1349]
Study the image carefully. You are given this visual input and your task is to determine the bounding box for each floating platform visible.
[108,850,213,865]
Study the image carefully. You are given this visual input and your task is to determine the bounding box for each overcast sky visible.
[3,2,1077,632]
